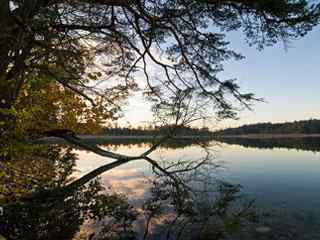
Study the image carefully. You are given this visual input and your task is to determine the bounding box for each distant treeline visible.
[102,125,213,136]
[215,137,320,152]
[215,119,320,135]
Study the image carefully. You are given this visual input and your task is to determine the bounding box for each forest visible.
[102,125,212,136]
[214,119,320,135]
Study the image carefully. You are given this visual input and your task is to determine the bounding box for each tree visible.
[1,0,320,159]
[1,1,320,127]
[16,74,129,135]
[1,2,320,237]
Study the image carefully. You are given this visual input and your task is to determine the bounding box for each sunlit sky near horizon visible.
[119,26,320,130]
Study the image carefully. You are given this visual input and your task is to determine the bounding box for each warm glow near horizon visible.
[118,26,320,130]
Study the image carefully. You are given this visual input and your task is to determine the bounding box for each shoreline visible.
[214,134,320,139]
[32,134,214,144]
[32,133,320,144]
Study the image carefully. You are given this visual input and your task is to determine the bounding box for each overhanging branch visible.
[25,133,172,199]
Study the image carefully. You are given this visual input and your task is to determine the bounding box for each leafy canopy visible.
[1,0,319,126]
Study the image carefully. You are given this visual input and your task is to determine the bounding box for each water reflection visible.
[38,135,320,152]
[73,139,320,239]
[1,140,261,240]
[214,136,320,152]
[2,137,320,239]
[36,137,214,151]
[0,144,140,240]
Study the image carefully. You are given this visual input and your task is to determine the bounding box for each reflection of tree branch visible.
[165,152,214,175]
[28,133,171,199]
[144,156,187,190]
[142,211,154,240]
[166,214,181,240]
[61,158,136,193]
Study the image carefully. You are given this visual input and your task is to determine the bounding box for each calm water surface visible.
[76,140,320,208]
[3,138,319,239]
[74,138,320,238]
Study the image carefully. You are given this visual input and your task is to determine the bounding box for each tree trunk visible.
[0,1,23,158]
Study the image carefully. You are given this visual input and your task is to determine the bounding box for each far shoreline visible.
[214,134,320,139]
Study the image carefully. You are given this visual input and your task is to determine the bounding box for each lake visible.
[2,137,320,240]
[72,137,320,239]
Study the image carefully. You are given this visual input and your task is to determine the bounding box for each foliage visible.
[0,145,75,203]
[103,125,212,136]
[17,77,127,136]
[215,119,320,135]
[1,1,320,239]
[0,144,138,240]
[1,0,320,158]
[215,136,320,153]
[1,0,320,128]
[0,69,130,158]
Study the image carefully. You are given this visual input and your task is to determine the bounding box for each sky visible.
[119,25,320,130]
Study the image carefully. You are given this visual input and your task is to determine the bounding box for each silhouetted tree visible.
[1,0,320,141]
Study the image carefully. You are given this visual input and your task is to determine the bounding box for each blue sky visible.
[120,26,320,129]
[220,25,320,129]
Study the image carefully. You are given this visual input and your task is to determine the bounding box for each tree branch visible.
[25,133,171,199]
[45,0,132,7]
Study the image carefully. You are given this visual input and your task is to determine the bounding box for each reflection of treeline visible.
[72,137,213,150]
[215,137,320,152]
[103,125,213,136]
[215,119,320,135]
